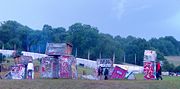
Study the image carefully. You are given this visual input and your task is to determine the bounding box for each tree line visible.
[0,20,180,69]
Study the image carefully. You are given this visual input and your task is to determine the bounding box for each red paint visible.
[111,66,127,79]
[144,62,156,80]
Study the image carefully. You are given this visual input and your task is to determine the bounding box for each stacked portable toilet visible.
[40,43,77,79]
[143,50,157,80]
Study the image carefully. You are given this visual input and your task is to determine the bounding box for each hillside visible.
[165,56,180,66]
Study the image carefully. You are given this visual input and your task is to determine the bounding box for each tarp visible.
[125,71,136,80]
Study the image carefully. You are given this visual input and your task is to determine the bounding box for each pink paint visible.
[144,62,156,80]
[59,57,70,78]
[111,66,127,79]
[11,64,25,79]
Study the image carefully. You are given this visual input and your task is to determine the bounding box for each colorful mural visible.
[143,50,157,80]
[40,55,77,79]
[40,57,53,78]
[144,62,156,80]
[11,64,25,79]
[111,66,127,79]
[71,58,78,79]
[59,56,70,78]
[144,50,157,62]
[59,55,77,79]
[7,54,34,80]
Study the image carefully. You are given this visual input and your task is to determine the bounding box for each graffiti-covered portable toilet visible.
[110,66,127,79]
[6,51,33,80]
[40,43,77,79]
[143,50,157,80]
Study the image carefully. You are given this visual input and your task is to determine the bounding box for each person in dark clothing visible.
[98,66,103,80]
[104,68,109,80]
[156,62,163,80]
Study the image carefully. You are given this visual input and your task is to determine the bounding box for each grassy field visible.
[136,74,180,80]
[1,59,180,89]
[1,73,180,89]
[1,76,180,89]
[0,73,180,89]
[77,66,94,75]
[165,56,180,66]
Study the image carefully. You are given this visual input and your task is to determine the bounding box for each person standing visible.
[98,66,103,80]
[156,62,163,80]
[27,60,34,79]
[104,68,109,80]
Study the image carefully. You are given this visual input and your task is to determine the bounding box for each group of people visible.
[97,62,163,80]
[98,66,109,80]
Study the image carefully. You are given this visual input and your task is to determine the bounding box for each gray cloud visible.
[113,0,152,19]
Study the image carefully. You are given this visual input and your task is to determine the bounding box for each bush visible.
[162,60,175,72]
[174,66,180,73]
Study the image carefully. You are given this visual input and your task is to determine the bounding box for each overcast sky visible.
[0,0,180,40]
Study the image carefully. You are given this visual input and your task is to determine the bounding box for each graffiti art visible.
[11,64,25,79]
[40,57,53,78]
[59,56,71,78]
[143,50,157,80]
[144,62,156,80]
[111,66,127,79]
[40,55,77,79]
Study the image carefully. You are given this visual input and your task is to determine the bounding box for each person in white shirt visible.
[27,60,34,79]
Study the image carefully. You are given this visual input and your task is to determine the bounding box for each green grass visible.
[77,66,94,75]
[1,78,180,89]
[0,67,180,89]
[135,74,180,81]
[2,58,180,89]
